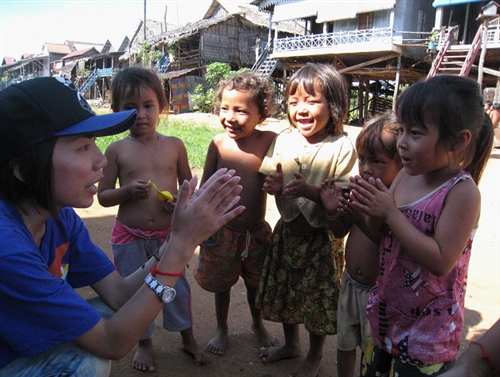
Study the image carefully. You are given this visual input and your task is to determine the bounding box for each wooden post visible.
[143,0,147,41]
[393,54,402,112]
[478,21,489,90]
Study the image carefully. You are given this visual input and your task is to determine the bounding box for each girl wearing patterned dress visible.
[256,63,357,377]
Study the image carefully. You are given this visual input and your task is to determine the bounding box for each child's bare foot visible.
[181,339,211,365]
[206,327,228,355]
[290,355,322,377]
[259,343,301,364]
[252,323,279,348]
[132,338,155,372]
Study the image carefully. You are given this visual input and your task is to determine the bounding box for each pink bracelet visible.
[469,341,497,373]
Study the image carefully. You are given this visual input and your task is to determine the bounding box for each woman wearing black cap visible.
[0,77,244,377]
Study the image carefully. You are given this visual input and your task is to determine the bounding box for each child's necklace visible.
[128,133,160,156]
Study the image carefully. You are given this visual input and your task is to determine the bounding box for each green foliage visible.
[78,67,91,77]
[428,29,440,44]
[192,62,250,113]
[137,43,163,66]
[204,62,232,87]
[192,85,216,113]
[162,119,220,168]
[95,116,221,169]
[1,70,12,85]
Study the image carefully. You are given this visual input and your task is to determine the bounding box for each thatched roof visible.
[146,2,303,48]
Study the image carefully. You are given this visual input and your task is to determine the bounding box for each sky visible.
[0,0,214,59]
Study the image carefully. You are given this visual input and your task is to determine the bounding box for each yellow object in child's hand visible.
[148,180,174,202]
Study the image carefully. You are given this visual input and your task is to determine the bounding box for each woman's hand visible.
[171,168,244,246]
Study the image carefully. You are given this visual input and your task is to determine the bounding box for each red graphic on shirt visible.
[49,242,69,279]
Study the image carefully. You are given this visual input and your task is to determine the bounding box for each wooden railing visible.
[273,27,394,53]
[485,18,500,46]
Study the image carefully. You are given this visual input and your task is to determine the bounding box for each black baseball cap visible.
[0,77,136,165]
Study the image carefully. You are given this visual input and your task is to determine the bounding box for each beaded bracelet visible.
[469,341,497,374]
[151,263,183,278]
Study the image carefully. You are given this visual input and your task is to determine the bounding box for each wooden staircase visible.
[78,68,114,94]
[252,42,278,77]
[427,24,484,78]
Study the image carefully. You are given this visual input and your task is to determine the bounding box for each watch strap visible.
[144,273,176,303]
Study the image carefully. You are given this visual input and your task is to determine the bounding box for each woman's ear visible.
[10,161,25,182]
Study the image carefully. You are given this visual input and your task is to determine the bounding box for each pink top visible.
[366,171,474,365]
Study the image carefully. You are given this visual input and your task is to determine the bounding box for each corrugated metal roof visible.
[253,0,297,10]
[317,1,395,23]
[433,0,484,7]
[44,43,71,54]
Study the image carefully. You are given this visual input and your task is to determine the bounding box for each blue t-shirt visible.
[0,200,116,368]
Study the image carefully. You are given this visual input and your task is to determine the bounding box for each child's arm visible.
[160,138,193,212]
[200,140,218,187]
[262,163,284,196]
[97,144,152,207]
[350,176,480,276]
[175,138,192,184]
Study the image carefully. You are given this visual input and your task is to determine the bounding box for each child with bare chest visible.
[320,112,402,377]
[98,67,208,373]
[194,71,279,356]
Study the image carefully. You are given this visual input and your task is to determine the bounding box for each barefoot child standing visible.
[194,71,279,356]
[257,63,358,377]
[98,67,209,372]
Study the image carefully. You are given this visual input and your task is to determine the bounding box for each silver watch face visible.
[162,288,176,303]
[145,274,176,303]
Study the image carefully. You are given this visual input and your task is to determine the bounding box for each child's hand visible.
[348,175,395,220]
[162,197,176,212]
[128,179,151,200]
[319,178,344,214]
[340,198,358,222]
[284,171,308,198]
[263,163,284,195]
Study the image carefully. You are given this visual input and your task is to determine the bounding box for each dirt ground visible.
[75,114,499,377]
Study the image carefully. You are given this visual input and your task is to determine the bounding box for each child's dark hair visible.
[285,63,348,135]
[215,71,276,118]
[396,75,493,183]
[0,138,58,216]
[111,66,168,113]
[356,111,400,163]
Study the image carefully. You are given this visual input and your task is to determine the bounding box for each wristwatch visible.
[144,273,176,303]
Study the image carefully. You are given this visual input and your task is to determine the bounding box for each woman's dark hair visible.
[396,75,492,183]
[215,71,277,118]
[285,63,349,136]
[0,138,58,215]
[111,66,168,113]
